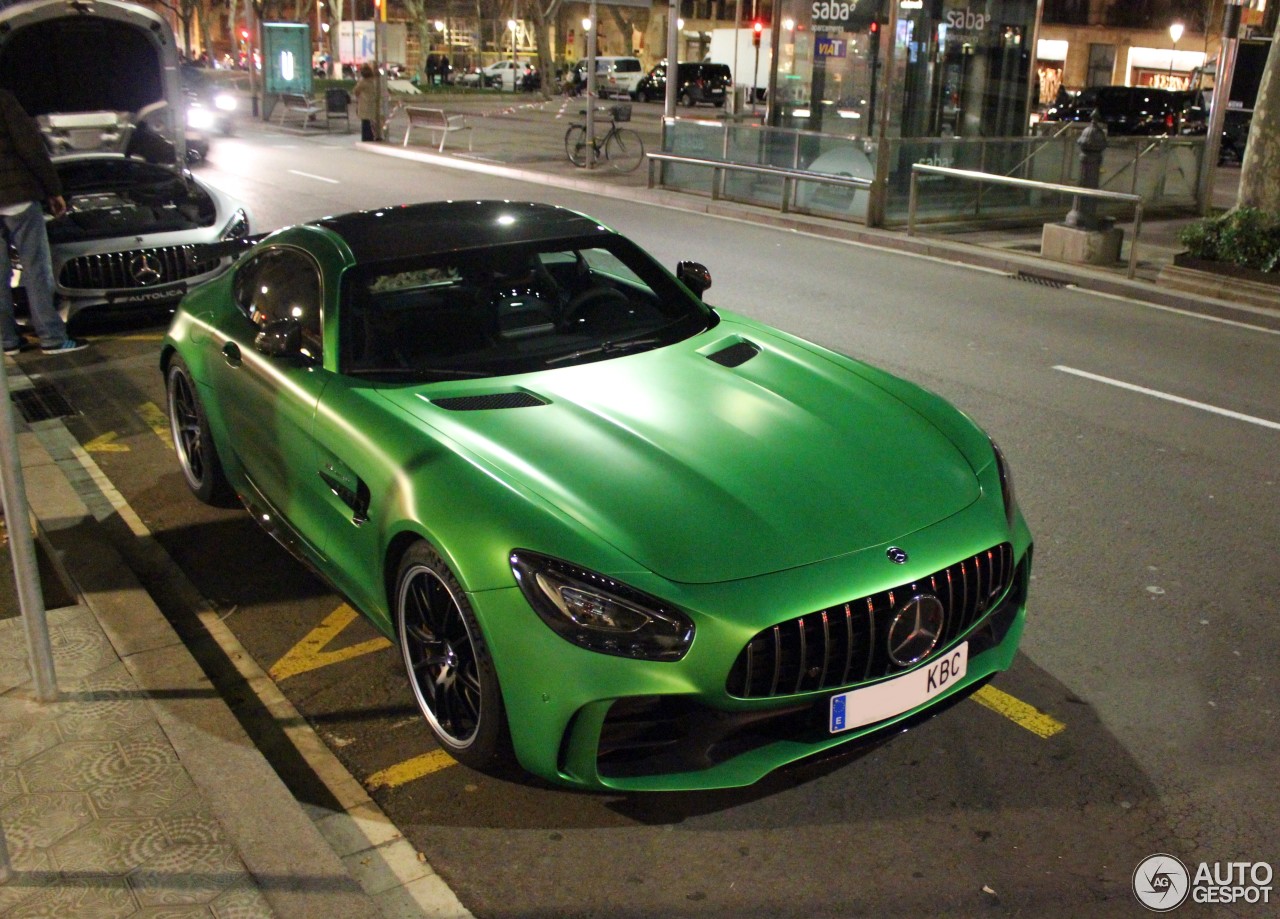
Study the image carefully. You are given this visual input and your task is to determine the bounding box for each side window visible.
[233,248,323,361]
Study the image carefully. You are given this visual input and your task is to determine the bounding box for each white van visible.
[574,56,644,99]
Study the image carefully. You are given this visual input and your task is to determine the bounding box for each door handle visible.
[222,341,242,366]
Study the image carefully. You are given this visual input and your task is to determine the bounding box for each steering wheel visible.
[562,286,631,331]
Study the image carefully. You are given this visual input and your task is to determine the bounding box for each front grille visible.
[59,245,221,291]
[727,544,1014,699]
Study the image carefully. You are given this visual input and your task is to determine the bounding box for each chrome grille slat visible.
[726,544,1016,699]
[59,244,220,291]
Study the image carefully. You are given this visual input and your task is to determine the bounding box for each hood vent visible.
[706,340,760,368]
[431,392,549,412]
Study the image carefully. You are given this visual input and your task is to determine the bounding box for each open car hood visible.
[0,0,185,162]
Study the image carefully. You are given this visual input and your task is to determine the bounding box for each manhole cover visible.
[10,384,77,422]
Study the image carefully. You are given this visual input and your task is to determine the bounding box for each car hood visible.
[0,0,185,161]
[379,324,982,584]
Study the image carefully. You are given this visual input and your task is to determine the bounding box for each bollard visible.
[1065,108,1110,231]
[0,363,58,702]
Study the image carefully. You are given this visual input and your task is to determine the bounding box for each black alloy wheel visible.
[166,355,231,505]
[396,542,510,770]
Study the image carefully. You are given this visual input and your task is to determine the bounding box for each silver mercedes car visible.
[0,0,250,324]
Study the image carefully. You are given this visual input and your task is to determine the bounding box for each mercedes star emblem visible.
[886,593,946,667]
[886,546,908,564]
[129,252,164,286]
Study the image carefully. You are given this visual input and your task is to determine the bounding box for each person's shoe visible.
[41,339,88,355]
[3,344,23,357]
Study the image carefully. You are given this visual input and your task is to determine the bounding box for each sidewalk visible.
[0,363,470,916]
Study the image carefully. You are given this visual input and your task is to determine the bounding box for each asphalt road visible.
[36,117,1278,918]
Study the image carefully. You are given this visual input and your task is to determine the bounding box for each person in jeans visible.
[0,88,85,356]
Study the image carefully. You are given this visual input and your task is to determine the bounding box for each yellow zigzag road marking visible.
[85,431,130,453]
[138,402,174,451]
[268,603,393,682]
[366,750,458,789]
[972,685,1066,738]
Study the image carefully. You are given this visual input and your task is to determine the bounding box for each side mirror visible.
[254,317,302,357]
[676,261,712,298]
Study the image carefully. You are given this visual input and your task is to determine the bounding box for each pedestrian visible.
[352,62,380,142]
[0,88,84,355]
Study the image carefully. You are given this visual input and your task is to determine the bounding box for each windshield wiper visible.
[545,336,664,367]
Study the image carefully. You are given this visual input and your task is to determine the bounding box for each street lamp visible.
[1168,21,1184,86]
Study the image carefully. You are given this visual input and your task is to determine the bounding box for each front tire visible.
[605,127,644,173]
[396,542,511,771]
[166,355,231,505]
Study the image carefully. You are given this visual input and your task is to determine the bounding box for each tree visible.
[1237,32,1280,212]
[401,0,436,76]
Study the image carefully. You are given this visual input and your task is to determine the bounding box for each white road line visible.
[1077,288,1280,334]
[287,169,340,184]
[1054,365,1280,431]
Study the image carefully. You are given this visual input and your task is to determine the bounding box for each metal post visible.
[1199,1,1243,214]
[907,168,918,236]
[0,365,57,702]
[664,0,678,119]
[586,0,598,168]
[0,816,11,883]
[1128,203,1143,279]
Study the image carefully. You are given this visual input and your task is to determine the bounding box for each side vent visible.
[430,392,548,412]
[706,340,760,368]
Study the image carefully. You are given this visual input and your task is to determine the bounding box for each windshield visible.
[340,235,716,381]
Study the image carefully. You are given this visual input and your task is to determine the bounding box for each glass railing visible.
[657,118,1206,227]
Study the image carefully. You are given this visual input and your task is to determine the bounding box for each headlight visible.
[187,107,215,130]
[510,551,694,661]
[220,208,250,240]
[991,439,1017,528]
[214,92,238,112]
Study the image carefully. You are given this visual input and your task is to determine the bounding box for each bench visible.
[402,106,473,153]
[274,92,324,129]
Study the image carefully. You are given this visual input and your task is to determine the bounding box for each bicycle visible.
[564,103,644,173]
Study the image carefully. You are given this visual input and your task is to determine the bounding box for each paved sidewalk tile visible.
[0,606,275,918]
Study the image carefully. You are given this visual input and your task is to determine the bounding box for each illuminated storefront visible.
[769,0,1039,139]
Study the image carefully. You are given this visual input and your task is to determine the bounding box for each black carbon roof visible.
[313,200,612,263]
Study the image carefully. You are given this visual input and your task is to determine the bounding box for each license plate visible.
[106,283,187,306]
[829,643,968,734]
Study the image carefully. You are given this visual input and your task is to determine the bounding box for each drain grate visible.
[1013,271,1069,289]
[11,384,77,422]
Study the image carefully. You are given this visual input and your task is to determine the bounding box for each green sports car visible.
[163,200,1032,791]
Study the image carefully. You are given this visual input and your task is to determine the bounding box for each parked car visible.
[637,60,731,106]
[162,199,1031,791]
[572,56,644,99]
[0,0,251,324]
[461,59,535,91]
[1041,86,1205,136]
